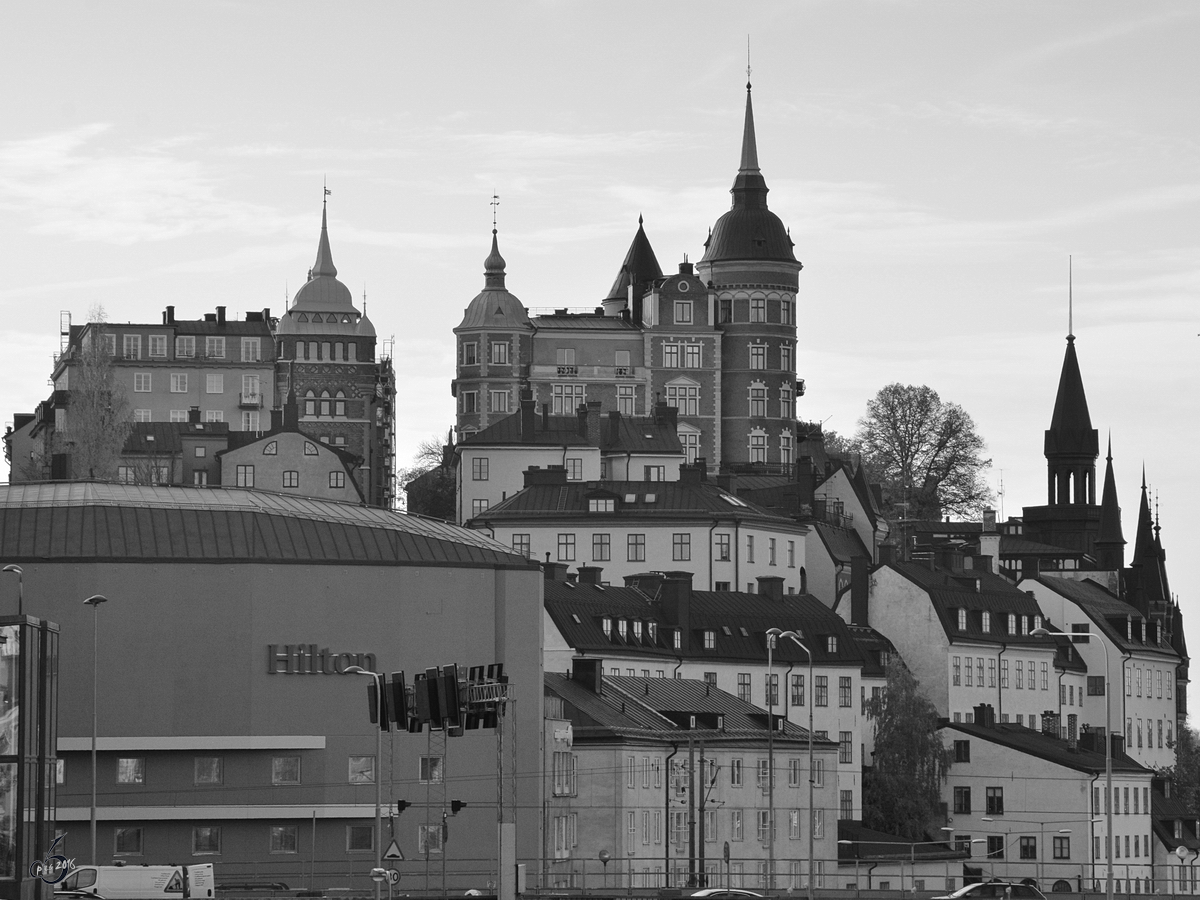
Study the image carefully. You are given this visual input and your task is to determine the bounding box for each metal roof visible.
[0,482,529,567]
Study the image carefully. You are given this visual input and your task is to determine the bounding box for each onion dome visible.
[458,229,530,330]
[605,215,663,302]
[701,82,796,264]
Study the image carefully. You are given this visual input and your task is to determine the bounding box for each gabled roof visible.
[882,560,1051,648]
[944,720,1149,776]
[1151,785,1200,854]
[477,479,802,527]
[543,580,865,668]
[1031,575,1178,659]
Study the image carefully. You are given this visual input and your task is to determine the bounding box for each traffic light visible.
[389,671,409,725]
[438,664,461,731]
[366,673,391,731]
[450,800,466,814]
[396,800,410,815]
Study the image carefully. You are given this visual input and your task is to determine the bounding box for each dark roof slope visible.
[605,217,663,302]
[0,482,531,568]
[944,720,1149,775]
[1045,336,1099,458]
[1032,575,1178,659]
[459,411,679,454]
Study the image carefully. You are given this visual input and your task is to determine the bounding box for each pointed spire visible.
[1044,333,1097,457]
[483,229,507,290]
[1095,434,1126,568]
[311,196,338,278]
[1132,473,1154,564]
[605,217,663,302]
[729,81,769,208]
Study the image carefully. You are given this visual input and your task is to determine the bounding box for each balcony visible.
[531,364,643,381]
[556,365,578,376]
[238,392,263,409]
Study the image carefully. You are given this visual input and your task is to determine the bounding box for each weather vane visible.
[746,35,752,83]
[491,192,500,231]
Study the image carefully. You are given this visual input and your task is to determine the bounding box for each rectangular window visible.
[839,677,852,707]
[675,300,693,324]
[666,382,700,416]
[953,656,962,685]
[114,826,143,856]
[134,372,151,392]
[840,790,853,820]
[462,342,478,365]
[747,535,755,563]
[737,674,751,703]
[730,758,742,787]
[1000,659,1009,689]
[672,533,691,561]
[489,390,509,413]
[557,533,576,562]
[1020,837,1037,860]
[269,825,298,854]
[627,533,646,562]
[789,809,800,840]
[171,373,188,393]
[814,675,828,707]
[329,471,345,489]
[471,458,489,481]
[781,299,793,325]
[561,458,583,481]
[419,756,444,784]
[756,810,771,843]
[123,334,141,359]
[749,387,767,417]
[205,336,225,359]
[617,384,635,415]
[663,344,680,368]
[551,383,585,414]
[750,344,766,369]
[134,409,152,423]
[791,673,804,706]
[987,836,1004,859]
[716,534,731,561]
[234,465,254,488]
[511,534,531,558]
[750,297,766,322]
[684,343,701,368]
[170,409,188,423]
[954,786,972,814]
[954,740,971,763]
[116,758,145,784]
[1016,660,1023,690]
[272,757,300,785]
[203,373,222,394]
[148,334,167,358]
[194,757,222,784]
[591,532,611,561]
[192,826,221,855]
[461,391,478,413]
[349,825,375,852]
[204,410,222,422]
[348,756,376,784]
[242,337,261,362]
[490,341,509,364]
[176,335,195,358]
[986,786,1004,815]
[282,471,299,488]
[839,731,853,764]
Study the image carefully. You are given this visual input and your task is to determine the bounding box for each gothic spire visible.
[605,216,663,302]
[311,197,338,278]
[1095,434,1125,569]
[729,81,769,209]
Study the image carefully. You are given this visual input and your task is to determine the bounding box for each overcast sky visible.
[1,3,1196,649]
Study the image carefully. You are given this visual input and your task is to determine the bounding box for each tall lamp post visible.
[83,594,108,864]
[3,565,23,616]
[1032,626,1112,900]
[343,667,384,900]
[770,628,814,900]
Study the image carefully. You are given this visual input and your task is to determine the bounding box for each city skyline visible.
[0,4,1195,648]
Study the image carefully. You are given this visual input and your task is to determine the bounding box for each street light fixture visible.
[1032,625,1112,900]
[345,666,384,900]
[83,594,108,864]
[769,627,814,900]
[2,565,23,616]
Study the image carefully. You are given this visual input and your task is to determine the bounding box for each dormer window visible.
[703,630,715,650]
[633,621,643,642]
[1034,615,1043,632]
[739,627,749,637]
[827,636,838,654]
[1021,615,1029,635]
[1007,614,1017,635]
[589,498,615,513]
[648,622,658,643]
[982,612,991,633]
[1175,821,1183,840]
[958,609,967,631]
[1156,622,1162,644]
[1140,621,1146,643]
[722,626,732,636]
[601,617,612,638]
[618,619,628,641]
[673,630,682,651]
[1127,616,1133,641]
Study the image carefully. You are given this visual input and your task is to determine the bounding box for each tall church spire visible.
[730,81,769,209]
[1043,333,1098,505]
[1095,434,1126,570]
[311,196,338,278]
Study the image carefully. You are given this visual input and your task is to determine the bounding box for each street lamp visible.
[345,666,384,900]
[83,594,108,864]
[770,627,814,900]
[1032,626,1112,900]
[2,565,23,616]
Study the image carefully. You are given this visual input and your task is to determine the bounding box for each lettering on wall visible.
[267,644,377,675]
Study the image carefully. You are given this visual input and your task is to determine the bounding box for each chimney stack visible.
[658,572,693,652]
[216,306,226,325]
[572,657,603,695]
[542,561,569,582]
[577,566,603,585]
[520,390,536,442]
[756,575,784,602]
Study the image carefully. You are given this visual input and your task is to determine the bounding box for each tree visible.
[854,383,993,519]
[863,659,950,840]
[399,433,455,520]
[1163,721,1200,813]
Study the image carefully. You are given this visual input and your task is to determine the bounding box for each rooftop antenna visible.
[362,284,367,317]
[323,176,330,207]
[284,280,289,311]
[1068,255,1073,339]
[998,470,1005,522]
[491,191,500,232]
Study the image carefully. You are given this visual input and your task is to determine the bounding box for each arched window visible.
[303,390,316,417]
[307,341,317,361]
[320,391,331,417]
[262,441,278,456]
[335,390,346,417]
[334,342,343,361]
[321,342,331,360]
[799,567,807,594]
[348,342,358,362]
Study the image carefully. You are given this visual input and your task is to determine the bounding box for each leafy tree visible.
[854,383,992,519]
[1163,721,1200,813]
[399,433,455,520]
[863,659,950,840]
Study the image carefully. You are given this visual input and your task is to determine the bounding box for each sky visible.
[1,2,1196,649]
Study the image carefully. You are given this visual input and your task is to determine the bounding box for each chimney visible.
[520,390,536,442]
[542,403,550,431]
[679,462,702,485]
[577,566,603,585]
[658,572,693,652]
[624,572,665,598]
[1022,556,1040,580]
[541,561,569,582]
[973,703,996,728]
[585,401,602,446]
[216,306,226,325]
[694,457,708,481]
[716,471,737,494]
[165,305,175,324]
[1067,714,1078,744]
[524,465,569,487]
[572,657,603,695]
[608,410,621,445]
[756,576,784,602]
[850,555,870,625]
[1041,710,1061,738]
[283,390,299,430]
[1111,733,1125,758]
[653,399,677,429]
[577,404,588,439]
[679,259,694,276]
[983,507,997,532]
[188,406,201,424]
[878,542,897,566]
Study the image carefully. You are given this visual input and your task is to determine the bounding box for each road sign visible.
[383,839,404,861]
[386,870,400,885]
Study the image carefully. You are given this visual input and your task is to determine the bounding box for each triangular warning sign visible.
[383,839,404,861]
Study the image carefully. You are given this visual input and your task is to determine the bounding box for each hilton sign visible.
[267,644,376,675]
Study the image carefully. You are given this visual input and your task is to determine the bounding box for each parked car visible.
[932,882,1046,900]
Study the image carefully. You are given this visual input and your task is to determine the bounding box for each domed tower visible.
[696,81,803,471]
[452,229,532,437]
[276,201,394,506]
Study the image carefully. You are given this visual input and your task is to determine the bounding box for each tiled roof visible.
[943,720,1149,776]
[0,482,530,567]
[477,479,801,527]
[837,821,965,861]
[845,625,898,678]
[1032,576,1178,659]
[1151,787,1200,854]
[813,523,870,565]
[885,561,1057,649]
[545,672,828,746]
[530,314,641,331]
[543,580,865,668]
[1001,536,1084,559]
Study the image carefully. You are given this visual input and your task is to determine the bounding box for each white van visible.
[56,864,215,900]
